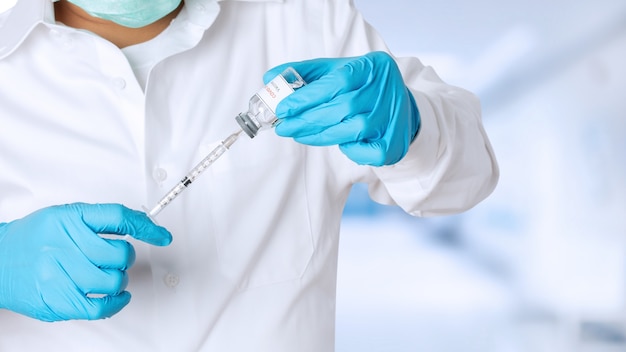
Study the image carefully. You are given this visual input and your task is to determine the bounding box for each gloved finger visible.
[339,136,408,166]
[80,269,129,296]
[72,203,172,246]
[69,234,136,270]
[58,254,129,295]
[98,269,129,295]
[51,291,131,320]
[276,64,369,117]
[37,262,131,321]
[339,140,390,167]
[276,84,383,144]
[52,204,140,269]
[85,291,132,320]
[62,226,136,270]
[274,90,368,138]
[292,112,383,146]
[92,238,135,270]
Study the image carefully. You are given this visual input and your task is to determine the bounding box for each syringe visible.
[145,67,305,219]
[146,129,242,218]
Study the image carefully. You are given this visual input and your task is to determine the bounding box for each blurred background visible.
[2,0,625,351]
[338,1,626,351]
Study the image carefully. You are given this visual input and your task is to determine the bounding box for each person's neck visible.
[53,0,184,48]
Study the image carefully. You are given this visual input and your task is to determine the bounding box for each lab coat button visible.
[50,29,73,48]
[164,273,180,288]
[153,168,168,182]
[112,77,127,90]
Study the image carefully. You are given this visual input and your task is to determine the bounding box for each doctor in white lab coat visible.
[0,0,498,350]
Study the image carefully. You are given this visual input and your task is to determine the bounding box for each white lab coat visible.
[0,0,498,350]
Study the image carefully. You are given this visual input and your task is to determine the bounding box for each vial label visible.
[256,75,295,114]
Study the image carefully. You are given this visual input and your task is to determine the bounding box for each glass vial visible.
[235,67,306,138]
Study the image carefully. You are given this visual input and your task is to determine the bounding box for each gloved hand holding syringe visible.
[145,67,305,218]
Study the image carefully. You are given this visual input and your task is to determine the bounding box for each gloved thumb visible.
[73,203,172,246]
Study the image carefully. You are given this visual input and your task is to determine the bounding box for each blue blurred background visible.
[337,1,626,351]
[1,0,624,351]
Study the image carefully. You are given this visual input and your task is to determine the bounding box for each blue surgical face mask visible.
[67,0,183,28]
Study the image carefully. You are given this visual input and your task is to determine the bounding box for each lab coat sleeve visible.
[320,0,499,217]
[369,61,499,217]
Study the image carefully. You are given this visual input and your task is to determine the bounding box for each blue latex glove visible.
[0,203,172,322]
[264,51,421,166]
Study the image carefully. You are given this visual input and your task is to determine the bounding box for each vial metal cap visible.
[235,112,259,138]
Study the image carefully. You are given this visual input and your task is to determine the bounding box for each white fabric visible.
[0,0,498,350]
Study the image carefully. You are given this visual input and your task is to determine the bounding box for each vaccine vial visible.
[235,67,305,138]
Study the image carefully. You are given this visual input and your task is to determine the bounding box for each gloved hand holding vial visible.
[267,51,422,166]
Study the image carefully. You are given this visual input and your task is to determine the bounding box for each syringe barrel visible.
[148,181,187,217]
[185,142,228,184]
[145,130,242,219]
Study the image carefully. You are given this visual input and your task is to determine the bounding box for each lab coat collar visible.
[0,0,55,60]
[0,0,284,60]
